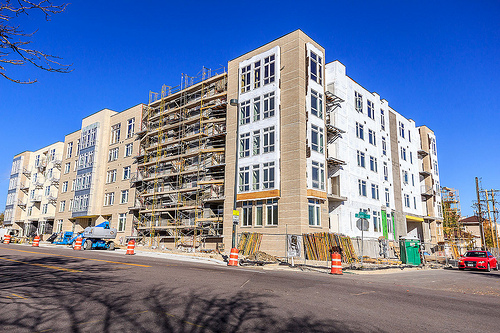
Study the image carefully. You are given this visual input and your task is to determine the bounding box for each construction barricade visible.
[330,252,343,275]
[228,248,239,266]
[3,235,11,244]
[32,235,40,247]
[73,237,82,250]
[126,240,135,255]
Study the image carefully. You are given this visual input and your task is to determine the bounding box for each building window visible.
[254,61,261,89]
[355,91,363,113]
[240,65,251,93]
[45,185,51,196]
[252,165,260,191]
[118,213,126,232]
[356,122,364,140]
[59,201,66,212]
[242,202,252,227]
[381,110,385,131]
[239,133,250,158]
[263,54,275,85]
[371,184,379,200]
[108,148,119,161]
[311,90,323,119]
[412,173,415,186]
[27,207,32,216]
[385,188,390,208]
[266,199,278,226]
[252,130,260,155]
[42,204,48,214]
[368,129,376,145]
[76,139,80,156]
[263,92,275,118]
[382,137,387,155]
[399,122,405,138]
[367,100,374,120]
[106,169,117,183]
[400,147,407,161]
[49,149,56,161]
[310,51,322,84]
[69,199,73,212]
[104,192,115,206]
[66,142,73,159]
[404,194,410,208]
[311,161,325,190]
[110,123,121,144]
[71,179,75,191]
[311,125,324,153]
[240,100,250,125]
[383,162,388,181]
[413,196,417,209]
[127,118,135,138]
[253,97,260,121]
[308,199,321,226]
[64,162,70,174]
[358,180,367,197]
[123,166,131,180]
[56,220,63,233]
[125,143,133,157]
[239,166,250,192]
[433,161,439,176]
[121,190,129,204]
[255,201,263,226]
[373,211,381,232]
[402,170,409,184]
[357,151,366,168]
[369,156,378,173]
[263,162,275,189]
[431,138,437,155]
[62,181,68,193]
[263,126,275,153]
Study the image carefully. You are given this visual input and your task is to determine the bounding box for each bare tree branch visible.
[0,0,72,84]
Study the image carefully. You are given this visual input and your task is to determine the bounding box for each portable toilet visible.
[399,237,421,266]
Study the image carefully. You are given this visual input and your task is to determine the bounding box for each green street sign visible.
[355,212,371,219]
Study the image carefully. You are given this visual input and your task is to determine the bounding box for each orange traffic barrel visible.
[330,252,343,275]
[32,235,40,247]
[3,235,11,244]
[73,237,83,250]
[228,248,239,266]
[126,240,135,255]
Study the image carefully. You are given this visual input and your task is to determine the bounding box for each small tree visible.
[0,0,72,83]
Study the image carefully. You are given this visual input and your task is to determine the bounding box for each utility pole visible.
[491,191,499,252]
[485,190,498,249]
[475,177,486,250]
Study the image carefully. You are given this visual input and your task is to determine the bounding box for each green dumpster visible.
[399,238,421,265]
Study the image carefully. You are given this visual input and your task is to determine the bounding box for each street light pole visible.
[230,98,239,249]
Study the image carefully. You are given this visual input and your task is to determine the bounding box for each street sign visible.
[287,235,302,258]
[355,212,371,219]
[356,218,369,231]
[232,210,239,216]
[232,215,239,224]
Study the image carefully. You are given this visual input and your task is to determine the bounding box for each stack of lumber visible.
[302,232,358,263]
[237,232,263,256]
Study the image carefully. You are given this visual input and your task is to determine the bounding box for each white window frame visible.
[263,92,275,118]
[239,166,250,192]
[263,126,275,153]
[118,213,126,232]
[356,122,364,140]
[308,199,321,226]
[239,133,250,158]
[121,189,129,204]
[263,162,275,189]
[263,54,275,85]
[125,143,133,157]
[240,100,250,125]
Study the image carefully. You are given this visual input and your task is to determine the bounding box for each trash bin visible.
[400,238,421,265]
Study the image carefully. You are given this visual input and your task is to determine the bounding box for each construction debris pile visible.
[237,232,263,256]
[303,232,357,263]
[246,251,278,263]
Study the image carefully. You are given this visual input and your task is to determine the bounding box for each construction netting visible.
[302,232,358,263]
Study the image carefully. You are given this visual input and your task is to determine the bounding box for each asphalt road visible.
[1,243,500,333]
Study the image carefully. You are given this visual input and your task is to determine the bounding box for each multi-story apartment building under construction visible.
[133,69,228,249]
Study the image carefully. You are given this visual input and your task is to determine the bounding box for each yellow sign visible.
[233,210,239,216]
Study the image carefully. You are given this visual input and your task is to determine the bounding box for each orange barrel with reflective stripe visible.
[330,252,343,275]
[228,248,239,266]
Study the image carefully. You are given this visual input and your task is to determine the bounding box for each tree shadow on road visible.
[0,255,378,333]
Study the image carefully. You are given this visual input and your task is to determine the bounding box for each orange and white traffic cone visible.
[228,248,239,266]
[3,235,11,244]
[126,240,135,255]
[32,235,40,247]
[73,237,83,250]
[330,252,343,275]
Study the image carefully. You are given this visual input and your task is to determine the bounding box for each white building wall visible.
[325,61,396,240]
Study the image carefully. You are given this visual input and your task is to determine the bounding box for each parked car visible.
[458,251,498,272]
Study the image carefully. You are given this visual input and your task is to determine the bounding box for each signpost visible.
[355,212,371,266]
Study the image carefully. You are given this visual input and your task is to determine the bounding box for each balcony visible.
[17,199,27,209]
[328,176,347,202]
[20,183,30,193]
[34,181,44,189]
[421,185,434,198]
[417,149,429,157]
[22,167,32,178]
[31,195,42,203]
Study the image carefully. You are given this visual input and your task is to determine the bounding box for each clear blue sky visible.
[1,0,499,217]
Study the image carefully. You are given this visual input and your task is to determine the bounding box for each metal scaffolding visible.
[132,68,227,250]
